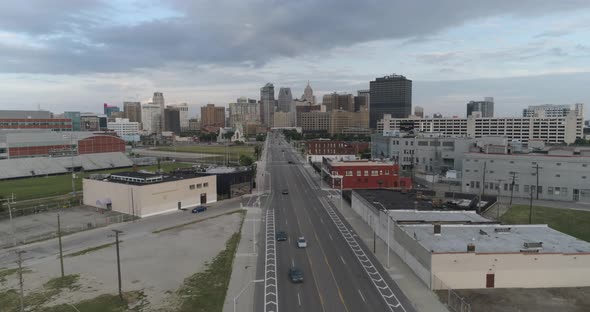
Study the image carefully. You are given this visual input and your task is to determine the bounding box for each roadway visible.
[260,132,415,312]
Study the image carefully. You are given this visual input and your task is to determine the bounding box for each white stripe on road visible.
[292,258,295,267]
[358,289,366,302]
[329,234,333,241]
[297,292,301,306]
[340,256,346,265]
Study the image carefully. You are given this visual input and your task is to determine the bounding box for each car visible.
[288,160,293,164]
[276,231,288,241]
[282,189,289,195]
[289,268,304,283]
[297,237,307,248]
[191,205,207,213]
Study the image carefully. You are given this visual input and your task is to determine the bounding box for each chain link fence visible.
[433,275,472,312]
[0,197,82,220]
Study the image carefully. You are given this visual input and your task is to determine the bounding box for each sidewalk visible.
[327,195,449,312]
[222,206,262,312]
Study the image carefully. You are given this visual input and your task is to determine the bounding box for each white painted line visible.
[320,218,324,224]
[292,259,295,267]
[297,292,301,306]
[329,234,333,241]
[358,289,366,302]
[340,256,346,265]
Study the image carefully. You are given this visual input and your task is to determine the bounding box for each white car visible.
[297,237,307,248]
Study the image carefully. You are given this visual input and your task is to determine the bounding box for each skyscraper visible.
[466,97,494,117]
[201,104,225,129]
[168,103,189,131]
[153,92,165,134]
[103,103,120,117]
[301,81,316,104]
[164,107,181,134]
[277,88,293,112]
[123,101,142,124]
[369,74,412,128]
[322,93,354,112]
[260,83,275,127]
[414,106,424,118]
[141,103,161,135]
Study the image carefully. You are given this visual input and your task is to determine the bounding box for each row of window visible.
[469,181,573,197]
[189,182,209,190]
[342,169,392,177]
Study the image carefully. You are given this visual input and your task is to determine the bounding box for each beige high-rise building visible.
[201,104,225,129]
[329,110,369,136]
[153,92,165,134]
[273,112,294,128]
[300,111,330,134]
[322,93,354,112]
[123,102,142,124]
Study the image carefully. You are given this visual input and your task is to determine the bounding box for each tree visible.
[256,134,266,141]
[239,155,254,166]
[223,131,235,140]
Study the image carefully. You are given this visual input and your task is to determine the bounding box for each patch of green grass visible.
[153,209,245,234]
[175,217,244,312]
[0,162,193,201]
[0,268,20,283]
[0,275,81,311]
[40,291,146,312]
[43,275,80,291]
[155,145,255,159]
[64,242,116,258]
[501,205,590,242]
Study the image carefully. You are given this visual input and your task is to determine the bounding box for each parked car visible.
[191,205,207,213]
[276,231,288,241]
[282,189,289,195]
[289,267,304,283]
[297,237,307,248]
[288,160,293,164]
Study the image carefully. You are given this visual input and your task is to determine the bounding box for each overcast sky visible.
[1,0,589,118]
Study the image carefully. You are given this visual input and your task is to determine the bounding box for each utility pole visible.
[529,187,534,224]
[57,214,64,277]
[2,194,17,246]
[533,163,542,200]
[112,230,123,300]
[16,250,25,312]
[496,179,504,220]
[509,172,517,207]
[481,161,487,197]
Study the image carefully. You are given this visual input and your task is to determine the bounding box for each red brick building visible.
[325,160,412,190]
[306,140,369,155]
[0,118,72,131]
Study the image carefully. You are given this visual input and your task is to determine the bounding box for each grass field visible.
[0,162,193,201]
[156,144,256,159]
[501,204,590,242]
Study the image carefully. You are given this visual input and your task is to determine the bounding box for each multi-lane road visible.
[257,132,415,312]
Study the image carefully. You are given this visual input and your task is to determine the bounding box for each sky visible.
[0,0,589,118]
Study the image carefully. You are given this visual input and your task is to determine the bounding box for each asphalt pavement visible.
[259,132,415,312]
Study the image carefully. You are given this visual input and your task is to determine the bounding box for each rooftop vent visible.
[494,227,511,233]
[524,242,543,249]
[467,243,476,252]
[479,229,488,236]
[434,224,441,235]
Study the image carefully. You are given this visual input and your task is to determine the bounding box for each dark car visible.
[289,268,304,283]
[191,205,207,213]
[276,231,288,241]
[288,160,293,164]
[282,189,289,195]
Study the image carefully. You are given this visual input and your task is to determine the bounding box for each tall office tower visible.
[260,83,275,127]
[354,96,368,112]
[278,88,293,112]
[168,103,189,131]
[322,93,354,112]
[523,103,585,118]
[369,74,412,128]
[141,103,161,135]
[123,101,142,124]
[64,111,81,131]
[229,97,259,127]
[164,107,181,134]
[466,97,494,117]
[103,103,120,117]
[414,106,424,118]
[357,89,370,105]
[301,81,316,104]
[201,104,226,128]
[153,92,165,134]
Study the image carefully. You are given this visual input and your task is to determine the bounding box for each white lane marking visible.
[329,234,333,241]
[292,258,295,267]
[297,292,301,306]
[358,289,366,302]
[320,218,324,224]
[340,256,346,265]
[286,219,288,225]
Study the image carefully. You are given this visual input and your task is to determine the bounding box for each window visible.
[548,187,553,195]
[556,163,561,166]
[190,184,196,190]
[346,170,353,176]
[504,183,508,191]
[364,170,369,176]
[357,170,361,176]
[385,170,389,175]
[418,141,428,146]
[555,174,560,177]
[537,186,542,194]
[204,182,209,187]
[489,170,494,173]
[197,183,203,189]
[554,187,561,196]
[476,181,480,188]
[583,164,588,168]
[524,185,530,193]
[465,169,470,172]
[514,184,519,192]
[371,170,379,176]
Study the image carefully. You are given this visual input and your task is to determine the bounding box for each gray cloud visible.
[1,0,590,74]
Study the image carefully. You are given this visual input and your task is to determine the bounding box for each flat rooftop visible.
[401,224,590,254]
[329,161,395,167]
[354,189,439,211]
[96,171,206,185]
[389,210,490,223]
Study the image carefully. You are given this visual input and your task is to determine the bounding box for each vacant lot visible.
[156,144,255,159]
[0,211,244,311]
[0,162,193,201]
[501,204,590,242]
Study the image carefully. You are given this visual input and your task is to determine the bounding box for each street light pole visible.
[112,229,123,300]
[233,279,264,312]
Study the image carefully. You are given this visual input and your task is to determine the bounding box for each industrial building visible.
[0,110,72,131]
[84,171,217,218]
[184,166,255,199]
[323,160,412,190]
[0,130,125,159]
[351,189,590,290]
[377,109,584,144]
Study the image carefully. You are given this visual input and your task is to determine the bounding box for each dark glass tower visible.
[369,74,412,128]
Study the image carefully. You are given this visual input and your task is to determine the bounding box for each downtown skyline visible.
[0,1,589,118]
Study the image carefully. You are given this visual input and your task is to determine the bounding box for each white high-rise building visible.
[107,118,140,137]
[141,103,161,135]
[301,81,316,104]
[522,103,584,118]
[153,92,165,134]
[168,103,189,131]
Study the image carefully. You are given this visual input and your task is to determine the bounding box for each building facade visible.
[103,104,120,117]
[260,83,275,128]
[141,103,161,135]
[462,148,590,203]
[164,108,181,134]
[200,104,225,129]
[300,111,330,134]
[378,112,584,144]
[466,97,494,117]
[107,118,140,141]
[153,92,165,134]
[123,102,142,124]
[229,97,259,127]
[324,160,411,189]
[64,112,81,131]
[328,110,369,136]
[369,74,412,128]
[301,81,316,104]
[322,93,354,112]
[168,103,189,131]
[414,106,424,118]
[277,87,293,112]
[306,140,369,156]
[522,103,584,118]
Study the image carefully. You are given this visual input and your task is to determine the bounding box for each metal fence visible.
[432,275,472,312]
[0,198,82,220]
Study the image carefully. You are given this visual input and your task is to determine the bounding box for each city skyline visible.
[1,1,590,118]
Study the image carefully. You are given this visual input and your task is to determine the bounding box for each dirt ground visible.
[0,212,244,311]
[446,287,590,312]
